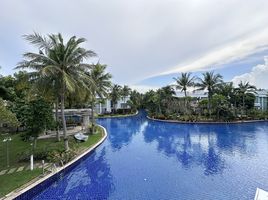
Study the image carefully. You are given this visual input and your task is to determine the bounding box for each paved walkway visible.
[0,163,50,176]
[38,126,83,139]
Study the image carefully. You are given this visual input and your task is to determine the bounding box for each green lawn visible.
[0,169,42,197]
[0,126,104,197]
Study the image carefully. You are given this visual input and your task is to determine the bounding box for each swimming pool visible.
[32,111,268,199]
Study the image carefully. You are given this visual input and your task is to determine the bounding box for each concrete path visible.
[0,163,50,176]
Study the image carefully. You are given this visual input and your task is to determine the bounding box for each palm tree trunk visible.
[60,92,69,151]
[208,95,211,119]
[158,102,162,114]
[242,94,245,115]
[55,99,60,142]
[91,101,95,134]
[184,90,187,114]
[123,97,125,114]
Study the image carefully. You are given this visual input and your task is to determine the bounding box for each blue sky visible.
[1,0,268,92]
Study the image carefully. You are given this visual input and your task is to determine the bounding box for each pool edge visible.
[146,115,268,124]
[2,124,108,200]
[97,110,139,119]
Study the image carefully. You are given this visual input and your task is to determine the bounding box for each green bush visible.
[18,149,49,162]
[247,109,267,120]
[47,149,77,165]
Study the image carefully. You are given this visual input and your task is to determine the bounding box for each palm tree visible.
[33,76,62,141]
[235,81,256,115]
[121,85,131,113]
[216,82,234,98]
[173,72,195,111]
[129,90,142,112]
[89,63,112,132]
[156,86,175,115]
[110,84,122,113]
[196,71,223,118]
[173,72,195,97]
[17,33,96,151]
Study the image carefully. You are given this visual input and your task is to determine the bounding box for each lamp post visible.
[30,143,34,171]
[3,136,12,168]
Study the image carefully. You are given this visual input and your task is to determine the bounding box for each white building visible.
[174,90,208,99]
[95,96,131,114]
[254,90,268,111]
[175,89,268,111]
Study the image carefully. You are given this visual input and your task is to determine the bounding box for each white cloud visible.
[1,0,268,85]
[150,28,268,77]
[129,84,159,93]
[232,56,268,89]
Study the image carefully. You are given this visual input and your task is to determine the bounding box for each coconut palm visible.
[196,71,223,117]
[17,33,96,151]
[33,76,62,141]
[89,63,112,132]
[173,72,195,112]
[121,85,131,113]
[110,84,122,113]
[155,86,175,115]
[235,81,256,114]
[173,72,195,97]
[128,90,142,112]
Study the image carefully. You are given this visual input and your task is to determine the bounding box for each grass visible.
[0,125,104,198]
[0,169,42,197]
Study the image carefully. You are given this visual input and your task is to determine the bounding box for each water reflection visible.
[143,120,261,176]
[98,113,146,151]
[35,148,114,200]
[33,111,268,200]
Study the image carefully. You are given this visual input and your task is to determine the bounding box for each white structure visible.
[174,90,208,99]
[254,90,268,111]
[53,109,92,128]
[95,96,131,114]
[255,188,268,200]
[175,89,268,111]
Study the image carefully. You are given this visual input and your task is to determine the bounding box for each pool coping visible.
[97,110,139,119]
[2,124,108,200]
[147,116,268,124]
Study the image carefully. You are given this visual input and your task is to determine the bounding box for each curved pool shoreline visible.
[97,110,139,119]
[147,115,268,124]
[4,125,108,200]
[14,111,268,200]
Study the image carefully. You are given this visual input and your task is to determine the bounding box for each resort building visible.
[254,90,268,111]
[95,96,131,114]
[53,109,92,128]
[174,90,208,99]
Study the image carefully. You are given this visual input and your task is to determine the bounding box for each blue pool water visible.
[33,111,268,200]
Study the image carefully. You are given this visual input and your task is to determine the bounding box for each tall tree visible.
[121,85,131,113]
[128,90,143,112]
[17,33,96,151]
[89,63,112,132]
[34,76,62,141]
[110,84,122,113]
[155,86,175,115]
[0,98,19,127]
[173,72,195,112]
[235,81,256,115]
[173,72,195,97]
[196,71,223,118]
[23,98,54,148]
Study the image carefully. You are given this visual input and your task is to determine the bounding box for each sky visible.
[1,0,268,93]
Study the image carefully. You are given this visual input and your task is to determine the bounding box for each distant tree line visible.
[142,72,264,122]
